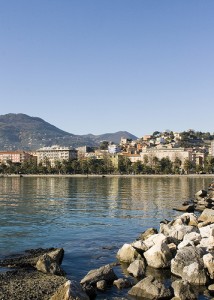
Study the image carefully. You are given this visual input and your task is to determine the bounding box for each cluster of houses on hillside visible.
[0,131,214,170]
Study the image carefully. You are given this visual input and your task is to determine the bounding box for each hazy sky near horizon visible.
[0,1,214,138]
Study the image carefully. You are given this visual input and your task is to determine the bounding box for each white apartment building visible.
[140,147,193,168]
[108,144,121,154]
[36,145,77,166]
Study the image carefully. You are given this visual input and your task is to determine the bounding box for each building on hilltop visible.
[36,145,77,166]
[108,144,121,154]
[210,141,214,157]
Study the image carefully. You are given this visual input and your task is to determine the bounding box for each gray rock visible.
[128,275,173,299]
[203,253,214,279]
[171,280,197,300]
[171,246,207,285]
[208,283,214,295]
[195,190,207,200]
[199,223,214,238]
[47,248,64,265]
[198,208,214,223]
[116,243,141,263]
[113,278,133,289]
[166,224,198,244]
[170,213,198,227]
[173,204,195,212]
[183,232,202,244]
[144,241,172,269]
[183,262,207,285]
[50,280,89,300]
[138,228,158,240]
[127,259,146,277]
[96,280,107,291]
[137,233,167,251]
[80,264,117,286]
[36,253,65,276]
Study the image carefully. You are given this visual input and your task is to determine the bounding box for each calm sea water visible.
[0,175,213,299]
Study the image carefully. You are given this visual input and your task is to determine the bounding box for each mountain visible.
[0,113,138,150]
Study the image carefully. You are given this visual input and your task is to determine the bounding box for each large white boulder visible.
[198,208,214,223]
[183,262,207,285]
[171,246,207,285]
[199,224,214,238]
[144,241,172,269]
[116,243,140,263]
[167,224,198,244]
[139,233,167,251]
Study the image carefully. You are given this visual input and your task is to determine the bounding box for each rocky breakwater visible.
[172,181,214,213]
[194,182,214,211]
[115,210,214,299]
[51,210,214,299]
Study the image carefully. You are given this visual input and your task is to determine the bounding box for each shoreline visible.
[1,173,214,178]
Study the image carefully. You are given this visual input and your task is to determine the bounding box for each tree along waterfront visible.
[1,155,214,175]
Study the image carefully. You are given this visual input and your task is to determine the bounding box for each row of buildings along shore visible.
[0,132,214,169]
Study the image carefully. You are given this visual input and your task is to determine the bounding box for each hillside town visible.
[0,130,214,175]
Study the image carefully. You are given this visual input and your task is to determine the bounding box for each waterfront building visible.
[36,145,77,166]
[0,151,35,164]
[140,147,193,168]
[119,146,206,169]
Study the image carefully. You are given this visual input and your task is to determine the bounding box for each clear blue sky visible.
[0,1,214,138]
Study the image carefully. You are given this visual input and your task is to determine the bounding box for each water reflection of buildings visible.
[0,177,22,200]
[0,176,213,217]
[33,177,70,198]
[93,176,214,219]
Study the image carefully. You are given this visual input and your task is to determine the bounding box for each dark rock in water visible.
[160,219,170,224]
[208,283,214,295]
[195,190,208,199]
[80,264,118,286]
[172,279,197,300]
[96,279,107,291]
[137,227,158,241]
[128,275,173,299]
[113,278,134,289]
[36,253,65,276]
[173,204,195,212]
[208,182,214,190]
[82,283,97,299]
[0,247,64,269]
[127,259,146,278]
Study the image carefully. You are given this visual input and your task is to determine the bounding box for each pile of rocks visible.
[115,209,214,299]
[194,183,214,211]
[173,181,214,213]
[50,209,214,300]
